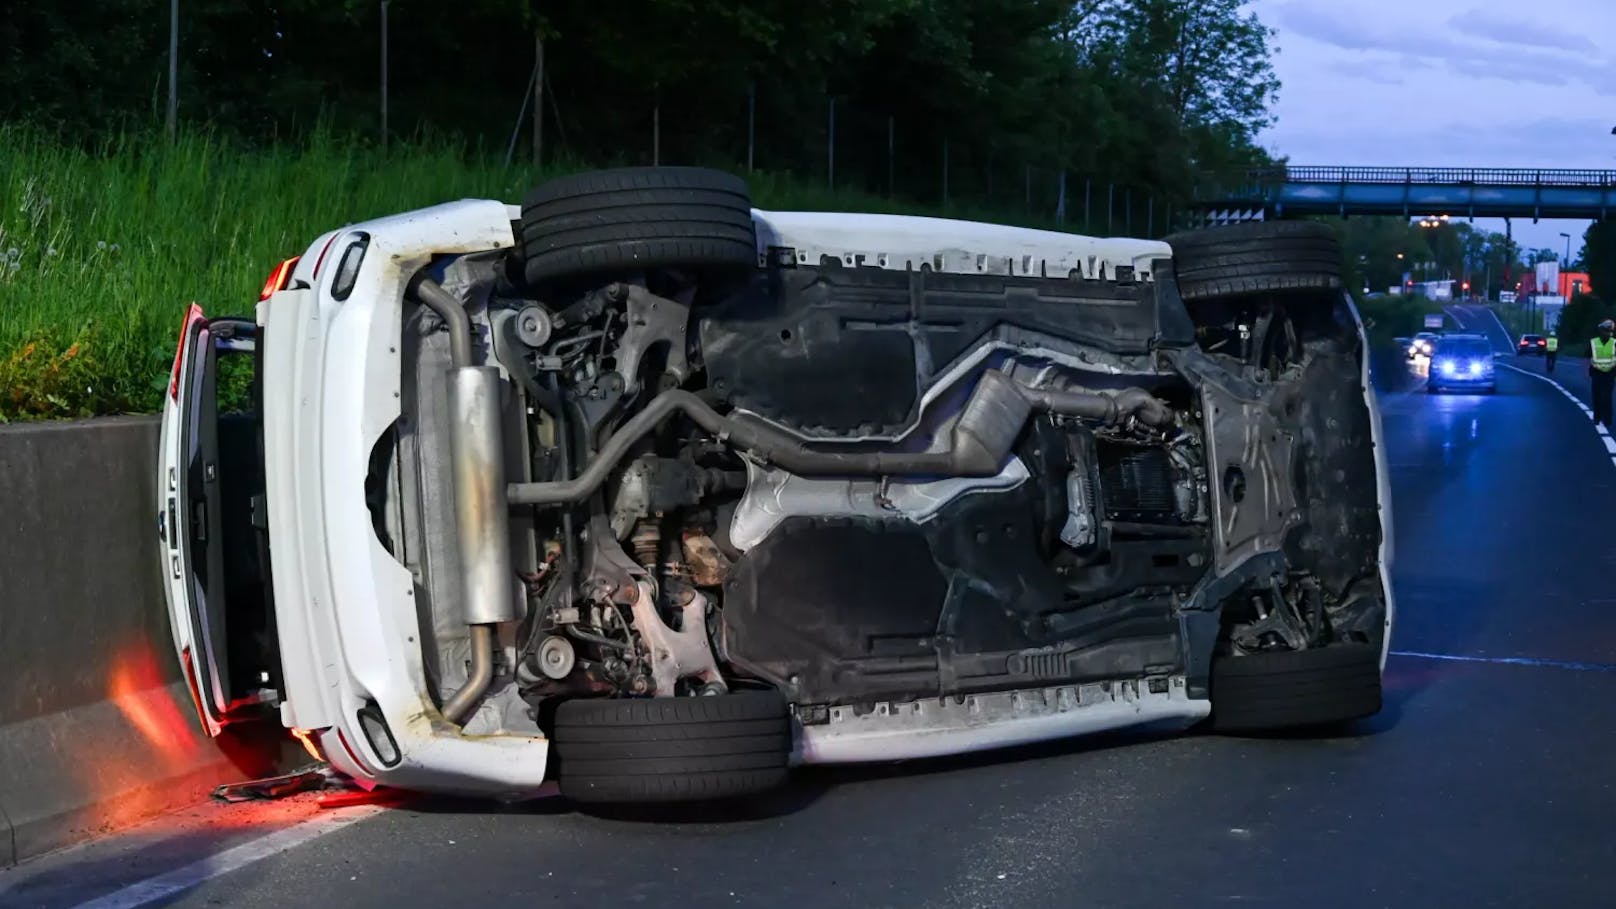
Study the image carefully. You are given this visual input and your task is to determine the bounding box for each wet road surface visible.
[7,339,1616,909]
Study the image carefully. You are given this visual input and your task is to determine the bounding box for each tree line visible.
[1338,215,1616,347]
[1337,217,1612,298]
[1,0,1280,221]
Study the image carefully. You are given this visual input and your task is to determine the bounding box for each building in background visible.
[1560,271,1592,299]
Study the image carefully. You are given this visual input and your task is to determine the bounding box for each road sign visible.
[1424,314,1444,329]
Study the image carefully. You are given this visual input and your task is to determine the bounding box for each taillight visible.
[179,647,210,728]
[259,256,301,302]
[168,303,206,401]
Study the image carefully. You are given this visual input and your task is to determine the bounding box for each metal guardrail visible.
[1244,166,1616,187]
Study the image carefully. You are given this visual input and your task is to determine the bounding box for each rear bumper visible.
[261,200,551,797]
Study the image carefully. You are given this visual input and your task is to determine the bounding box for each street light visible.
[1560,231,1572,267]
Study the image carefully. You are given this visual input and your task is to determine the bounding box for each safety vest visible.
[1547,337,1558,352]
[1593,338,1616,372]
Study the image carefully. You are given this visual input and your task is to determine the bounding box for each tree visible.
[1092,0,1279,181]
[1583,220,1616,300]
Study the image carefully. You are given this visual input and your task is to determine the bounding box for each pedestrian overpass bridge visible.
[1193,166,1616,223]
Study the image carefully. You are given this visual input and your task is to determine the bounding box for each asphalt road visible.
[8,338,1616,909]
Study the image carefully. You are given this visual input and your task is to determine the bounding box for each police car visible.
[1428,334,1497,393]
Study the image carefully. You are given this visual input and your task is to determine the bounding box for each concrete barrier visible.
[0,417,261,866]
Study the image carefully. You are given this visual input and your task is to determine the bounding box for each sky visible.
[1247,0,1616,260]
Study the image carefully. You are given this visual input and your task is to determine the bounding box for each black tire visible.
[1165,221,1343,302]
[552,691,791,805]
[519,167,757,287]
[1210,642,1382,733]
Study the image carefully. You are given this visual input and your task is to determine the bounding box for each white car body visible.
[159,200,1393,797]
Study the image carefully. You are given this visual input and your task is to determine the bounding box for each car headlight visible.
[1439,359,1459,377]
[1469,360,1484,375]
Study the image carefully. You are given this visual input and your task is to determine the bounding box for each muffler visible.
[411,276,518,725]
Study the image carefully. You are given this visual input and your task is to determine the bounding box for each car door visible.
[158,305,280,735]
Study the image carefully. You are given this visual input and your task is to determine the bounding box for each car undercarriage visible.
[352,168,1389,802]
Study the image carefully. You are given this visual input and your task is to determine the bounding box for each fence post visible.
[887,115,895,197]
[167,0,179,142]
[380,0,389,150]
[828,98,835,189]
[1056,171,1067,225]
[747,82,755,172]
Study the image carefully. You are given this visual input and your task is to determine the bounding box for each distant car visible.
[1428,334,1496,393]
[1517,334,1547,356]
[1408,332,1438,359]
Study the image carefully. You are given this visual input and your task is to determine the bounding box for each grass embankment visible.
[0,128,1078,421]
[1352,292,1445,347]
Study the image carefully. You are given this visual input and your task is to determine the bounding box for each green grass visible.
[1352,291,1445,346]
[0,127,1086,421]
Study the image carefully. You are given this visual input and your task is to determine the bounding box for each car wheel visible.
[1209,642,1383,733]
[518,167,757,287]
[1163,221,1342,302]
[551,690,791,805]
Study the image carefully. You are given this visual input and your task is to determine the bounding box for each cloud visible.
[1271,115,1613,169]
[1269,2,1393,52]
[1444,54,1574,89]
[1268,0,1616,97]
[1323,58,1409,86]
[1447,9,1599,54]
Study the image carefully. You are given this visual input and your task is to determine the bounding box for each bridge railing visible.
[1244,165,1616,187]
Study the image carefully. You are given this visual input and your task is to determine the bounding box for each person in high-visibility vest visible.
[1591,320,1616,428]
[1546,333,1559,372]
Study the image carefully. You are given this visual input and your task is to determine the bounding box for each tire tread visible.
[1210,643,1383,732]
[518,167,755,285]
[552,691,791,805]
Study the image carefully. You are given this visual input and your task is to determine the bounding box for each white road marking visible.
[1497,361,1603,413]
[1391,650,1616,673]
[68,807,384,909]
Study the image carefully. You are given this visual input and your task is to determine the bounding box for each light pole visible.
[1560,231,1572,268]
[1415,215,1450,292]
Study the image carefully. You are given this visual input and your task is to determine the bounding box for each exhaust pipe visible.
[507,369,1173,507]
[411,277,517,726]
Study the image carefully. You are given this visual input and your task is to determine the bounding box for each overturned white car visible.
[159,168,1393,803]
